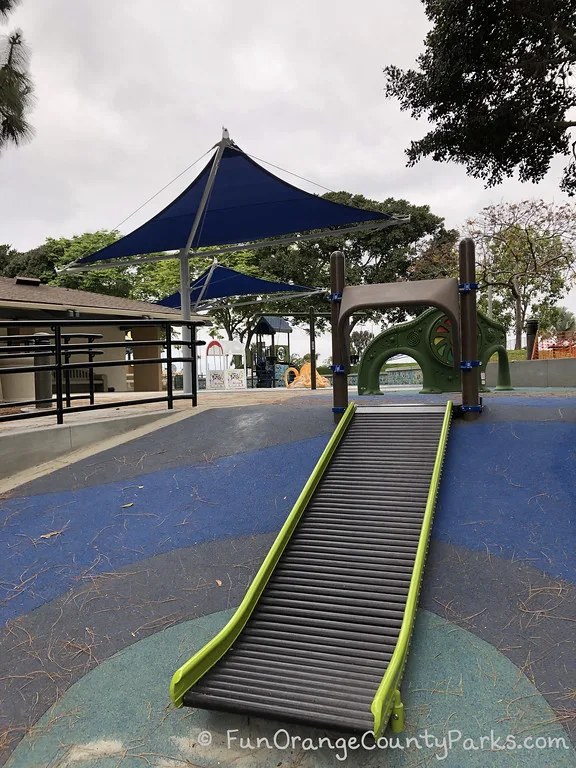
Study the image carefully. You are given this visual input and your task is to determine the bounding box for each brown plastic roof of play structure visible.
[337,278,461,371]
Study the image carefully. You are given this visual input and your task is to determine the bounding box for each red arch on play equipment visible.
[206,340,224,355]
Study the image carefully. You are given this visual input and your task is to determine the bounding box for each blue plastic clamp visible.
[332,407,347,414]
[457,405,483,413]
[460,360,481,370]
[330,365,346,374]
[458,282,479,293]
[329,292,343,302]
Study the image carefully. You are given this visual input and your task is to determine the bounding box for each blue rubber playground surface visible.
[1,390,575,767]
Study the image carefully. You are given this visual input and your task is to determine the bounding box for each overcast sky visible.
[2,0,575,360]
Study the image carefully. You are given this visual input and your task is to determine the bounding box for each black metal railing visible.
[0,319,205,425]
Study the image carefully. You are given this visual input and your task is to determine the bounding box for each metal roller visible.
[182,404,450,733]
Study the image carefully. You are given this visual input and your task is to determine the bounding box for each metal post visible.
[53,325,64,425]
[88,336,96,405]
[309,306,316,391]
[191,324,198,407]
[526,317,538,360]
[193,259,218,310]
[330,251,347,423]
[180,133,229,394]
[33,332,53,409]
[180,255,192,394]
[165,323,173,409]
[63,335,72,408]
[271,332,275,388]
[459,239,480,421]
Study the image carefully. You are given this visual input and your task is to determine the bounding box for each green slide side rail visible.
[370,400,453,735]
[170,402,357,707]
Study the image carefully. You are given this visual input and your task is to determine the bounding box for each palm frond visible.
[0,0,22,23]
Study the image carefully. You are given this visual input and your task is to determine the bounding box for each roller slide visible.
[170,401,452,735]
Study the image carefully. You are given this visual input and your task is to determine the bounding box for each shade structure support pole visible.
[180,256,193,394]
[193,259,218,310]
[180,134,229,394]
[309,306,316,390]
[330,251,347,423]
[459,238,481,421]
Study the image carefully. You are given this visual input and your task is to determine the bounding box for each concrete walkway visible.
[2,385,576,435]
[0,388,308,434]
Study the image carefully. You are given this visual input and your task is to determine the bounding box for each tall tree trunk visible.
[221,308,233,340]
[515,298,523,349]
[244,326,256,350]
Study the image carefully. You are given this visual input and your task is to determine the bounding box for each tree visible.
[384,1,576,194]
[537,305,576,336]
[408,227,460,281]
[0,242,17,272]
[1,0,34,153]
[350,330,374,358]
[45,231,137,297]
[466,201,576,348]
[257,191,448,335]
[0,231,140,298]
[130,258,181,303]
[477,293,514,333]
[0,243,54,281]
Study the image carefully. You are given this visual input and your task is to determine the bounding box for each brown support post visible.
[459,238,481,421]
[526,318,538,360]
[330,251,347,424]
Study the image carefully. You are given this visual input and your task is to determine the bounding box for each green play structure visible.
[358,308,512,395]
[171,241,493,737]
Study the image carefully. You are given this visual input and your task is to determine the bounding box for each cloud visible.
[2,0,575,315]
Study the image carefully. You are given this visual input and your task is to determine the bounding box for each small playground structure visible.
[531,330,576,360]
[329,241,489,421]
[172,240,502,737]
[249,315,292,388]
[357,307,512,395]
[283,361,330,389]
[205,339,246,390]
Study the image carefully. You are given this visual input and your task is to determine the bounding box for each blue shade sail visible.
[158,265,314,308]
[77,145,391,265]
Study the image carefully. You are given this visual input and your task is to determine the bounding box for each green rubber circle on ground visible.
[6,610,573,768]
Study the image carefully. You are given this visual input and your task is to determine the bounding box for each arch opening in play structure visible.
[376,353,423,390]
[357,308,512,395]
[205,339,247,390]
[330,239,512,422]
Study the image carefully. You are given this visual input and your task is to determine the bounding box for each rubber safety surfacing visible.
[171,402,452,735]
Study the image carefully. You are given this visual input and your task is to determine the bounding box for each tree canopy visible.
[384,1,576,194]
[0,190,453,348]
[0,231,137,297]
[0,0,34,153]
[257,191,448,334]
[537,305,576,335]
[349,330,374,359]
[466,200,576,347]
[134,191,450,344]
[408,227,460,281]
